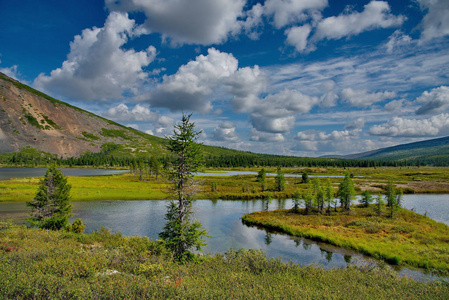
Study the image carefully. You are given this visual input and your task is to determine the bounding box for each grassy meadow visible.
[242,206,449,274]
[1,221,448,299]
[0,174,169,202]
[3,166,449,202]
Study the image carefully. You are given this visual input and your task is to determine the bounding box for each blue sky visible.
[1,0,449,157]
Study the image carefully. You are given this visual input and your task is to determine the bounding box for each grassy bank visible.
[0,222,448,299]
[242,206,449,273]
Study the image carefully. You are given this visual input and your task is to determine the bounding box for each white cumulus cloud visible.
[150,48,238,113]
[290,1,405,53]
[106,0,245,45]
[210,121,240,142]
[249,129,285,142]
[341,88,396,107]
[417,0,449,41]
[313,1,405,42]
[264,0,328,29]
[369,114,449,137]
[415,86,449,115]
[33,12,156,101]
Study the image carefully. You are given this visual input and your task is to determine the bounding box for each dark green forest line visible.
[0,144,440,170]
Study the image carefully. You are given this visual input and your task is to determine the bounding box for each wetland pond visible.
[1,195,448,281]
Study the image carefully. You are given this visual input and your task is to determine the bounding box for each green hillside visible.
[345,136,449,165]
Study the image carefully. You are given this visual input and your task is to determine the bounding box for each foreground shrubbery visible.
[243,206,449,273]
[0,221,448,299]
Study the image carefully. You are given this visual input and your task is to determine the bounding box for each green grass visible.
[23,112,42,129]
[242,206,449,273]
[100,128,130,140]
[0,221,448,299]
[0,174,169,202]
[81,131,100,141]
[3,166,449,202]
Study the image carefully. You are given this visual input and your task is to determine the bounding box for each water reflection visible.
[0,198,447,281]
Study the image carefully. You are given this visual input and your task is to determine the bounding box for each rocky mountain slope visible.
[0,72,166,157]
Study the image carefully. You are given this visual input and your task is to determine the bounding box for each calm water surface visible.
[0,167,129,180]
[1,195,448,281]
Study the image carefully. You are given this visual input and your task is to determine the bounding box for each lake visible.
[1,195,447,281]
[0,167,129,180]
[0,168,343,180]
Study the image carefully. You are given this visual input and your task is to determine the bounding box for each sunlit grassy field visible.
[243,206,449,273]
[1,221,448,299]
[2,166,449,202]
[0,174,169,202]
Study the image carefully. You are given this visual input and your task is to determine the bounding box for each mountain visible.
[343,136,449,164]
[0,72,170,157]
[0,72,260,161]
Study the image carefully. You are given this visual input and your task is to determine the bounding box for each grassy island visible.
[242,206,449,273]
[1,221,448,299]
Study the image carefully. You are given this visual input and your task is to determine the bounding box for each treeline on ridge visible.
[1,143,441,169]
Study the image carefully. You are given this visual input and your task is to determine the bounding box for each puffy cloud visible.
[344,118,365,130]
[150,48,238,112]
[417,0,449,41]
[295,129,359,141]
[106,0,245,45]
[249,129,285,142]
[34,12,156,101]
[384,99,404,112]
[264,0,328,29]
[251,115,295,133]
[210,121,240,142]
[249,89,319,133]
[312,1,405,42]
[320,92,338,107]
[293,128,362,154]
[102,103,174,136]
[226,65,267,113]
[289,1,405,52]
[341,88,396,107]
[285,25,312,52]
[103,103,155,122]
[239,3,265,40]
[415,86,449,115]
[254,89,319,116]
[369,114,449,137]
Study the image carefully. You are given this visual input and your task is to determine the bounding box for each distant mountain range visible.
[1,72,448,165]
[335,136,449,165]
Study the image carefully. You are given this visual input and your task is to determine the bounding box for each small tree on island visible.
[374,194,384,217]
[159,113,208,261]
[302,172,309,184]
[385,180,401,218]
[337,173,356,211]
[27,165,73,230]
[275,166,286,192]
[324,179,334,215]
[292,190,302,213]
[257,168,267,191]
[360,190,374,208]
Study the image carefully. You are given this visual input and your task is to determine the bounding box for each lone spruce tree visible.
[27,165,73,230]
[159,113,207,261]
